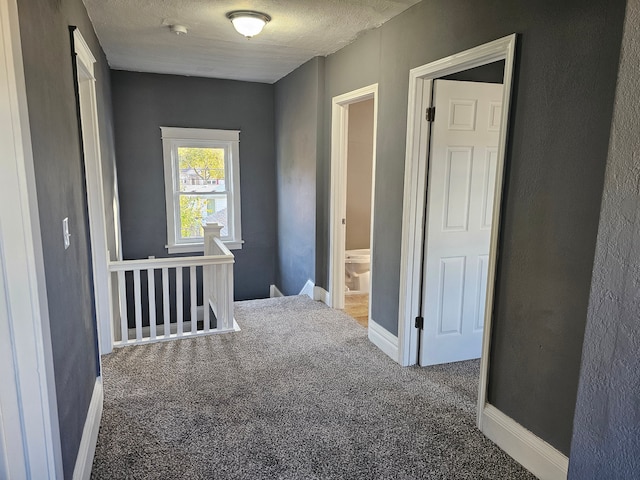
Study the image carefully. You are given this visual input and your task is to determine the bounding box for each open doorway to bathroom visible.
[329,85,378,330]
[343,98,375,327]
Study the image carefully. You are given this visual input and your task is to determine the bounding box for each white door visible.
[420,79,503,366]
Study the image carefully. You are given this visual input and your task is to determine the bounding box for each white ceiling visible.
[82,0,421,84]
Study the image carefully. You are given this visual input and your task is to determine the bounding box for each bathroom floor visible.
[343,293,369,328]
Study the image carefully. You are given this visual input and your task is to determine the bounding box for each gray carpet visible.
[91,296,535,479]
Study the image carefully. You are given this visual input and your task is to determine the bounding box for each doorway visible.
[73,28,113,355]
[420,77,504,366]
[329,85,378,330]
[343,98,375,327]
[397,35,517,425]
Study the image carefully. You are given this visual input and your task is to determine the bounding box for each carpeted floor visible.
[91,296,534,479]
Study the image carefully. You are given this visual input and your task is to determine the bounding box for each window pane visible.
[178,147,225,193]
[179,194,228,239]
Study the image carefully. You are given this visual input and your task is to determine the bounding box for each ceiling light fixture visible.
[170,24,188,35]
[226,10,271,38]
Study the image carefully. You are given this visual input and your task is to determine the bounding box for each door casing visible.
[329,84,378,315]
[397,34,517,427]
[73,28,115,355]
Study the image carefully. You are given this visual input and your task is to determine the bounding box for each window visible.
[161,127,243,253]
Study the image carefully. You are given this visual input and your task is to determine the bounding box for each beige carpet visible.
[91,295,534,479]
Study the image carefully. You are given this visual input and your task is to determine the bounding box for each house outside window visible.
[161,127,243,253]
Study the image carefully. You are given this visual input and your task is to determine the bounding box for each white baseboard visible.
[270,285,284,298]
[72,378,103,480]
[299,280,315,299]
[368,318,399,363]
[480,404,568,480]
[313,286,330,305]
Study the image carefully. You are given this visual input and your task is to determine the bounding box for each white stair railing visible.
[203,222,235,330]
[108,222,238,347]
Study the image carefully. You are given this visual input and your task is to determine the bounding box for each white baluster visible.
[133,269,142,342]
[162,267,170,337]
[226,262,234,330]
[202,264,210,332]
[117,270,128,343]
[190,266,197,334]
[176,267,183,336]
[148,267,156,340]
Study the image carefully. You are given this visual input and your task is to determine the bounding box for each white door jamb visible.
[0,0,63,476]
[73,28,114,355]
[329,84,378,312]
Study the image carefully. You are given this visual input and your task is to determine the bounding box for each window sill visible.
[166,240,244,255]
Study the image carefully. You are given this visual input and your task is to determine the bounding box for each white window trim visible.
[161,127,243,253]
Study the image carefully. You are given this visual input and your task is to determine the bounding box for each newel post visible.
[203,221,223,256]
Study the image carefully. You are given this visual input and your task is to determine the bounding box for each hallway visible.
[92,296,533,479]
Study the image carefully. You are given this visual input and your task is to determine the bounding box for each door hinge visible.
[426,106,436,122]
[415,316,424,329]
[425,106,436,122]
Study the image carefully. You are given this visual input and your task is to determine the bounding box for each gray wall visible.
[569,1,640,477]
[111,71,277,300]
[346,99,374,251]
[313,0,625,455]
[274,58,324,295]
[17,0,118,476]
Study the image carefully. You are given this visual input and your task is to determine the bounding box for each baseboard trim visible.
[480,404,568,480]
[299,280,315,299]
[368,318,399,363]
[72,377,103,480]
[269,284,284,298]
[313,286,330,305]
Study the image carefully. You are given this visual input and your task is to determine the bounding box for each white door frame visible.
[329,84,378,312]
[73,29,114,355]
[397,34,517,419]
[0,0,64,476]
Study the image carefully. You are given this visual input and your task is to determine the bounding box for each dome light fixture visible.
[226,10,271,38]
[169,24,188,35]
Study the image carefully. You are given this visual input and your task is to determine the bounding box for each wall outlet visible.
[63,217,71,250]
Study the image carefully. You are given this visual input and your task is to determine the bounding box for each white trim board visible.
[329,84,378,310]
[368,319,399,362]
[0,0,64,476]
[299,280,315,299]
[72,378,103,480]
[74,28,114,356]
[313,286,330,306]
[480,404,568,480]
[269,284,284,298]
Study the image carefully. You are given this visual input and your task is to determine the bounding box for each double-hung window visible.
[161,127,243,253]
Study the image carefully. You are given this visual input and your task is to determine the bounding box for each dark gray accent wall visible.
[569,1,640,477]
[17,0,117,477]
[274,58,324,295]
[111,71,277,300]
[315,0,625,455]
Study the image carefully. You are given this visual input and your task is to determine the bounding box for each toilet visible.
[345,248,371,293]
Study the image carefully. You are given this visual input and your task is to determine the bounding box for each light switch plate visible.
[63,217,70,249]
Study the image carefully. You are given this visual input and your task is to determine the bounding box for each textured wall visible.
[111,71,277,300]
[315,0,625,454]
[16,0,117,476]
[569,1,640,476]
[273,58,323,295]
[346,98,374,250]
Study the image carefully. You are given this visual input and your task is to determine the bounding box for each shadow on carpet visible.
[91,295,534,479]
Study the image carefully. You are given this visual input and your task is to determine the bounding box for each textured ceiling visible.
[82,0,421,83]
